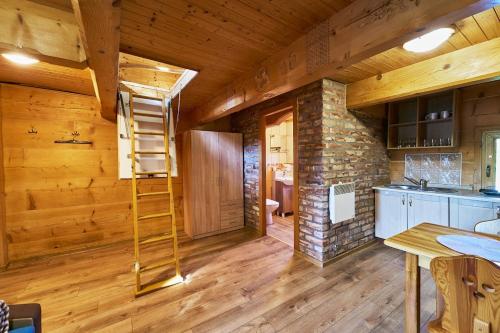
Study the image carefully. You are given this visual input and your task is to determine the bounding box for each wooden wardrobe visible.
[183,130,244,238]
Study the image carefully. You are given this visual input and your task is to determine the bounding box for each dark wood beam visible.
[189,0,497,125]
[71,0,120,121]
[346,38,500,108]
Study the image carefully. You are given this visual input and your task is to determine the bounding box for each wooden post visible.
[405,253,420,333]
[71,0,121,121]
[0,85,7,268]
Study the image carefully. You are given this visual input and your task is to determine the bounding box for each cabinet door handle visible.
[409,198,413,207]
[402,196,405,205]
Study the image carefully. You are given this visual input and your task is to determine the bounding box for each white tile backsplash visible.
[405,153,462,186]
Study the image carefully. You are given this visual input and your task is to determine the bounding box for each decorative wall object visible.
[405,153,462,186]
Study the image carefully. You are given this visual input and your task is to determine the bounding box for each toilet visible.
[265,199,279,225]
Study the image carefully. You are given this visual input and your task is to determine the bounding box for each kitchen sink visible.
[384,184,458,193]
[385,184,419,190]
[422,187,458,193]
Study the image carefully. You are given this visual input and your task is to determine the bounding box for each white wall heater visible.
[329,182,356,224]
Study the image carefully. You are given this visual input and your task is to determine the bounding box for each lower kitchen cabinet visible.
[407,194,449,228]
[375,190,408,239]
[375,190,449,239]
[449,198,500,231]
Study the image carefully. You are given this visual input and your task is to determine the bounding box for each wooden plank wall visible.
[0,86,6,267]
[389,81,500,189]
[0,84,183,262]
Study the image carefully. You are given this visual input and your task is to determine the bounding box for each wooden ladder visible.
[128,93,182,296]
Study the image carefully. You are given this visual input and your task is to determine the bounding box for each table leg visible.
[405,253,420,333]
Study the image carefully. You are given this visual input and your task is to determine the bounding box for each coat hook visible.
[54,130,92,145]
[28,126,38,134]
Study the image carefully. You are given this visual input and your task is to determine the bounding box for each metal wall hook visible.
[54,130,92,145]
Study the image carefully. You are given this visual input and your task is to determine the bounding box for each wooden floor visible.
[267,214,294,247]
[0,228,437,333]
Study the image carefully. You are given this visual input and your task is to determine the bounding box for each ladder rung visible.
[136,275,183,296]
[133,111,163,118]
[132,94,163,101]
[137,191,170,198]
[138,212,172,221]
[136,171,168,175]
[140,233,174,245]
[135,151,166,154]
[134,131,164,136]
[139,258,176,273]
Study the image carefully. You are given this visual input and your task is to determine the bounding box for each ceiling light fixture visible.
[2,52,39,65]
[403,28,455,53]
[156,66,172,72]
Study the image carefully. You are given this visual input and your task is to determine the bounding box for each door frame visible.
[258,99,299,250]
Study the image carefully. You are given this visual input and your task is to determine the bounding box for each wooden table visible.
[384,223,500,333]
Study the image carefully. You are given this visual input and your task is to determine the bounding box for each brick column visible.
[232,79,389,264]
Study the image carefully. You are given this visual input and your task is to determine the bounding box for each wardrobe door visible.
[218,133,244,229]
[190,131,221,235]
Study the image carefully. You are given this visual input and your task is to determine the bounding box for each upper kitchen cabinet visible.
[387,90,460,150]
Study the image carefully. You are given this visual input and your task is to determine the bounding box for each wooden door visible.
[218,132,243,229]
[190,131,221,235]
[407,194,449,228]
[375,190,407,239]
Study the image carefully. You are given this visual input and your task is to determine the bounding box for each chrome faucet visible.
[404,176,428,190]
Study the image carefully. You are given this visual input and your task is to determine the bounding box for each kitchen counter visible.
[373,185,500,203]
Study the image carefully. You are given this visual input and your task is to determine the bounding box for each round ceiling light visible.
[403,28,455,53]
[156,66,172,72]
[2,52,39,65]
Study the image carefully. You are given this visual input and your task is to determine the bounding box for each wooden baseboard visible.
[294,239,380,268]
[192,225,245,239]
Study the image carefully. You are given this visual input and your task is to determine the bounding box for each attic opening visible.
[117,52,197,181]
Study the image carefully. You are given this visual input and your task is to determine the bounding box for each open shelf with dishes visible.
[387,89,459,150]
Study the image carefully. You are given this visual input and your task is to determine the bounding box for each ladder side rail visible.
[128,94,142,292]
[161,99,181,277]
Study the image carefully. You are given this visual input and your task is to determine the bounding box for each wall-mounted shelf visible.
[387,89,460,150]
[389,122,417,127]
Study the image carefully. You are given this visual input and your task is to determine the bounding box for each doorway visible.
[259,101,299,249]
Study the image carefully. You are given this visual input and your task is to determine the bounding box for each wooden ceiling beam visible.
[346,38,500,109]
[0,0,86,64]
[0,56,94,95]
[188,0,497,125]
[71,0,120,121]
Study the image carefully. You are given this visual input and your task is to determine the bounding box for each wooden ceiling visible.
[335,7,500,83]
[0,1,498,119]
[119,0,355,112]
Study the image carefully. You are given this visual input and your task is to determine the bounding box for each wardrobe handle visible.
[402,196,405,205]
